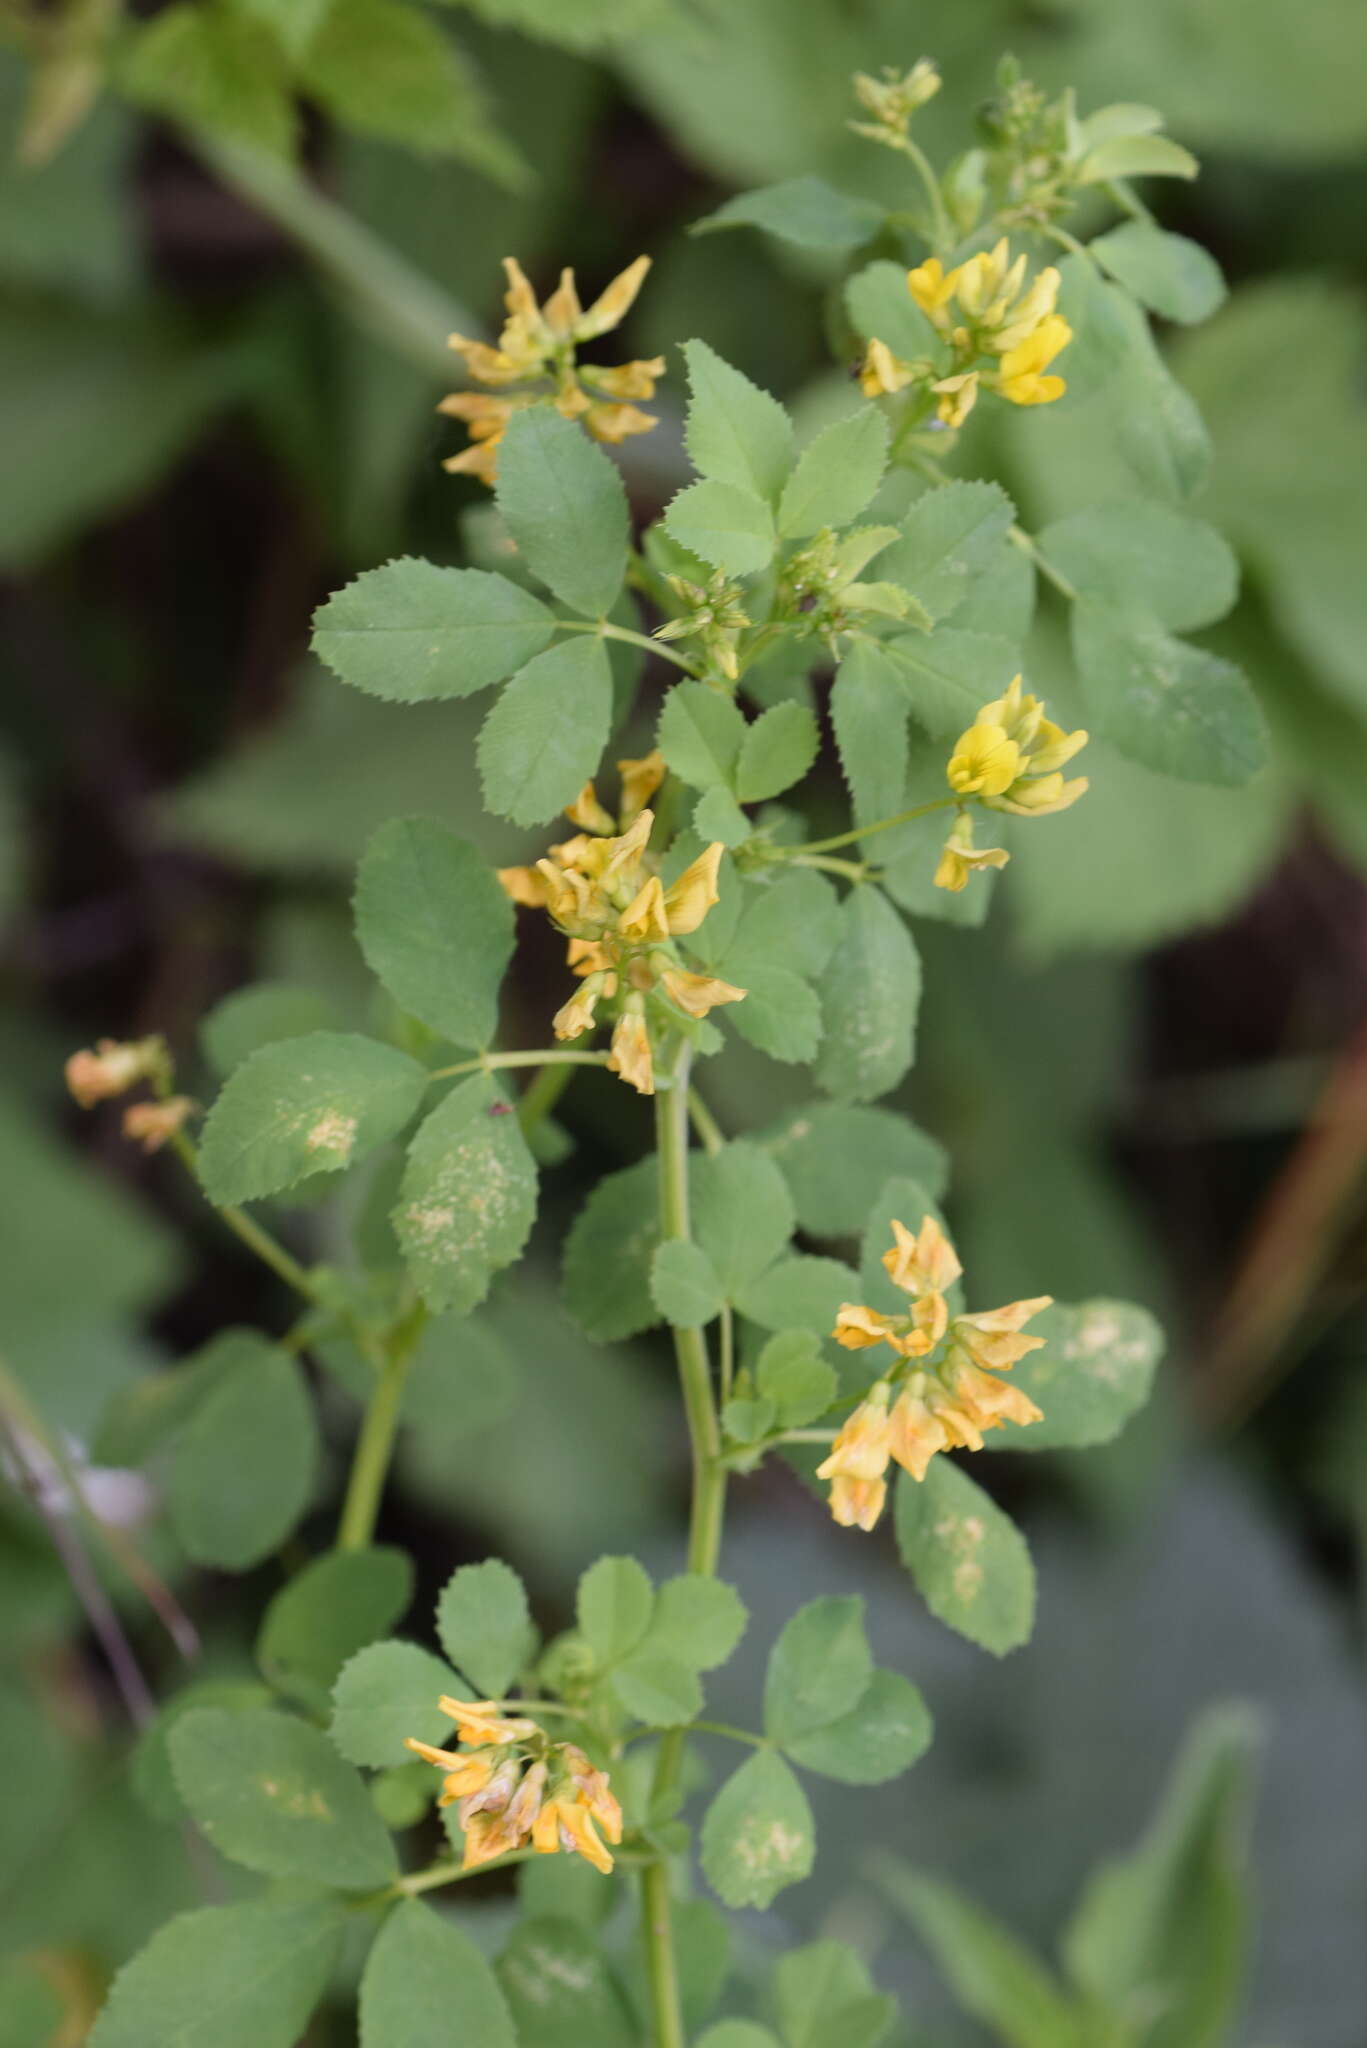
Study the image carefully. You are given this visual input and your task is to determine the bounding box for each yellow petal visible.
[617,875,670,943]
[564,781,616,834]
[616,749,665,824]
[660,968,747,1018]
[575,255,651,340]
[661,842,723,935]
[542,266,582,339]
[607,1010,654,1095]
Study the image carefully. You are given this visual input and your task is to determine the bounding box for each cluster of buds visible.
[969,61,1079,229]
[406,1696,622,1875]
[499,758,745,1096]
[861,238,1071,430]
[849,59,941,148]
[654,570,751,682]
[818,1216,1049,1529]
[441,255,663,485]
[780,527,917,654]
[64,1036,195,1153]
[934,675,1089,893]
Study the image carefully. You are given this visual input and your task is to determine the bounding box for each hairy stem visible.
[641,1042,728,2048]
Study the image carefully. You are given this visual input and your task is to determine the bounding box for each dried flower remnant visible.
[406,1696,622,1874]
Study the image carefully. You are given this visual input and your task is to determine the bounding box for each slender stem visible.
[687,1088,725,1158]
[428,1049,610,1082]
[1042,220,1091,263]
[641,1041,728,2048]
[336,1308,427,1551]
[1102,177,1154,224]
[692,1720,767,1747]
[718,1307,735,1404]
[556,617,697,675]
[787,853,874,881]
[777,798,957,858]
[889,132,954,254]
[396,1848,538,1897]
[1008,523,1078,601]
[169,1130,322,1304]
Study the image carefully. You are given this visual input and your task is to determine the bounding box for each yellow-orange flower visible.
[994,314,1072,406]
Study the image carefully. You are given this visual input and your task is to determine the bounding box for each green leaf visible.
[697,2027,781,2048]
[755,1331,836,1427]
[360,1898,517,2048]
[783,1669,932,1786]
[562,1158,659,1341]
[610,1645,703,1724]
[1040,503,1237,633]
[170,1706,398,1887]
[736,702,820,802]
[759,1101,947,1238]
[875,482,1016,624]
[236,0,330,56]
[1111,298,1212,502]
[693,1141,796,1300]
[682,338,794,502]
[311,559,555,703]
[723,1394,776,1444]
[92,1327,246,1467]
[651,1239,725,1327]
[990,1300,1163,1453]
[1071,599,1267,787]
[1089,223,1225,326]
[120,4,296,156]
[724,964,821,1064]
[894,1462,1035,1656]
[664,479,777,577]
[197,1031,427,1206]
[577,1554,653,1664]
[1077,133,1199,183]
[845,259,940,359]
[495,407,629,617]
[831,640,908,844]
[257,1545,414,1714]
[737,1253,857,1335]
[331,1640,459,1768]
[764,1595,872,1744]
[657,680,747,791]
[394,1074,537,1313]
[876,1865,1083,2048]
[477,635,613,826]
[88,1899,346,2048]
[650,1575,747,1670]
[518,1853,615,1927]
[497,1921,636,2047]
[778,409,888,540]
[1061,1705,1261,2048]
[814,888,920,1102]
[701,1749,815,1909]
[200,983,335,1079]
[1053,256,1138,407]
[774,1940,897,2048]
[355,818,513,1044]
[300,0,522,181]
[880,628,1019,737]
[723,868,841,982]
[437,1557,537,1696]
[168,1341,316,1570]
[693,174,884,253]
[694,786,752,847]
[131,1680,274,1824]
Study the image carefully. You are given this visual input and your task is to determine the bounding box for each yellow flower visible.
[953,239,1026,321]
[617,875,671,945]
[608,1005,654,1096]
[833,1304,905,1351]
[816,1383,894,1529]
[660,968,746,1019]
[883,1215,963,1297]
[994,313,1072,406]
[908,255,959,331]
[991,267,1061,353]
[887,1378,951,1482]
[932,369,979,427]
[122,1096,195,1154]
[584,401,659,445]
[985,769,1089,817]
[497,865,550,908]
[403,1740,504,1808]
[861,337,917,396]
[65,1036,164,1108]
[552,981,605,1041]
[581,356,667,402]
[936,1351,1044,1439]
[575,255,652,341]
[951,1297,1051,1372]
[933,814,1010,893]
[617,749,665,824]
[564,782,617,835]
[946,721,1021,797]
[660,842,723,935]
[436,1695,538,1747]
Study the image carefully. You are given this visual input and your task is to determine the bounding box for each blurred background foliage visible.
[1,0,1366,2041]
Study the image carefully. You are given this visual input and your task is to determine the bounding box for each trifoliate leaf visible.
[701,1750,814,1909]
[778,408,888,540]
[495,407,630,617]
[437,1557,537,1697]
[477,635,613,825]
[311,559,555,703]
[664,478,777,578]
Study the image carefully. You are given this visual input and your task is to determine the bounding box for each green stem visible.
[428,1049,610,1082]
[1008,523,1078,601]
[336,1308,427,1551]
[686,1088,725,1158]
[718,1306,735,1404]
[1102,177,1154,224]
[169,1130,322,1304]
[787,853,874,882]
[556,617,697,675]
[191,136,466,381]
[890,131,954,254]
[396,1848,538,1897]
[516,1060,575,1139]
[778,798,957,858]
[641,1041,728,2048]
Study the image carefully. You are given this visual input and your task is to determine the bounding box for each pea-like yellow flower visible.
[933,813,1010,894]
[946,722,1021,797]
[531,1747,623,1875]
[406,1700,622,1877]
[442,254,660,484]
[660,968,747,1019]
[821,1220,1050,1523]
[931,369,979,427]
[435,1695,538,1747]
[608,1004,655,1096]
[993,313,1072,406]
[908,255,959,331]
[617,749,666,826]
[860,337,919,397]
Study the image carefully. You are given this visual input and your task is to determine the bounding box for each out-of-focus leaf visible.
[0,57,139,300]
[87,1900,346,2048]
[120,3,297,156]
[693,174,884,252]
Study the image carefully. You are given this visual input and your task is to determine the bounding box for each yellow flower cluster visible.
[818,1216,1049,1529]
[861,238,1071,428]
[441,255,662,485]
[407,1696,622,1874]
[499,757,744,1096]
[934,675,1088,893]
